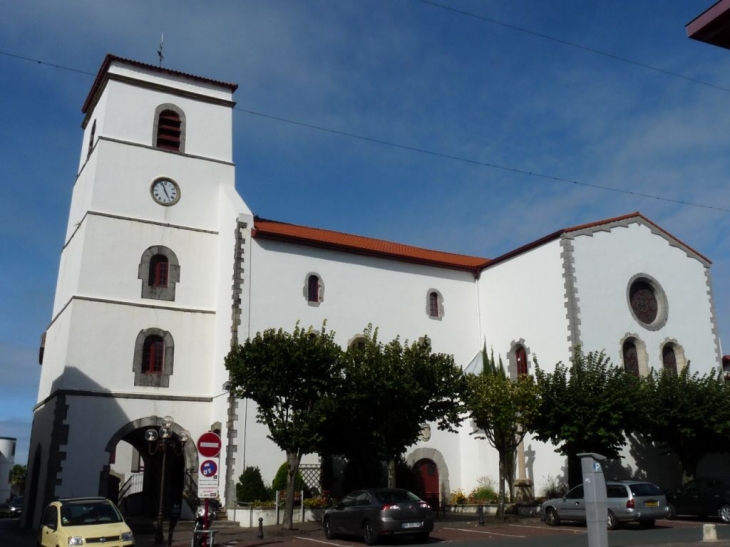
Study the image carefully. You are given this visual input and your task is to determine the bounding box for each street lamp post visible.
[146,416,190,545]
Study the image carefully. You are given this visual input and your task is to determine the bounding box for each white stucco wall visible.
[571,222,720,373]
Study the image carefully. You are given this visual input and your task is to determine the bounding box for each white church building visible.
[23,54,724,528]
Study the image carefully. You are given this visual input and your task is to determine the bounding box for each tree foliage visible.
[530,347,640,487]
[325,326,467,487]
[465,345,539,516]
[236,466,270,503]
[225,322,343,528]
[638,365,730,478]
[10,465,26,488]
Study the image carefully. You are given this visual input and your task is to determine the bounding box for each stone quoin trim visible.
[560,238,582,354]
[225,218,248,507]
[706,269,724,368]
[47,394,70,502]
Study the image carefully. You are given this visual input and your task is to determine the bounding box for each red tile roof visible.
[252,218,490,273]
[253,212,710,274]
[82,54,238,114]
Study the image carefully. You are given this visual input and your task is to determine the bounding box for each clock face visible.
[151,178,180,205]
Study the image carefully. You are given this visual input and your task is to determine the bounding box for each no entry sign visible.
[197,432,222,458]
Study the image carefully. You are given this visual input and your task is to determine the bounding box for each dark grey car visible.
[323,488,434,545]
[542,480,666,529]
[666,477,730,522]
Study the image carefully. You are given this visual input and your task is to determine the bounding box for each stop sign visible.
[197,432,222,458]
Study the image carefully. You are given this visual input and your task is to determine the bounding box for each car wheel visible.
[323,518,336,540]
[362,521,378,546]
[639,519,655,529]
[545,507,560,526]
[718,505,730,524]
[414,532,429,543]
[666,503,677,520]
[607,510,618,530]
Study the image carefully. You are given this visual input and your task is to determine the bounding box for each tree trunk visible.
[283,451,301,530]
[497,456,506,518]
[387,458,396,488]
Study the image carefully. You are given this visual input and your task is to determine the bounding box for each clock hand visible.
[163,185,171,199]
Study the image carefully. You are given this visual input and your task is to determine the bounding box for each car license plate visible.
[645,501,658,507]
[402,522,423,529]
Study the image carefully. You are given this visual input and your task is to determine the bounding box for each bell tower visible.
[25,55,252,527]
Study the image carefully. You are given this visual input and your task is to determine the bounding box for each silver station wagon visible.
[542,480,667,530]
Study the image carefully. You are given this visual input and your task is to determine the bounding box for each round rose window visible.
[627,275,667,330]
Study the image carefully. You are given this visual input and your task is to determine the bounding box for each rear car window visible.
[607,485,628,498]
[629,483,663,497]
[374,490,421,503]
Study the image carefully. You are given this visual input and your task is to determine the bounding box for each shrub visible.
[469,476,498,503]
[236,466,270,503]
[272,463,311,497]
[540,475,568,500]
[449,488,468,505]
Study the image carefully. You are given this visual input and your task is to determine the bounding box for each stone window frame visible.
[152,103,186,153]
[138,246,180,301]
[426,289,444,320]
[507,339,532,380]
[619,334,649,377]
[304,273,324,306]
[626,273,668,331]
[660,338,687,373]
[133,328,174,387]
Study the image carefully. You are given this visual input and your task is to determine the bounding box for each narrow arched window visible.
[623,340,639,376]
[149,255,169,288]
[142,336,165,374]
[87,120,96,159]
[662,344,677,374]
[516,346,528,376]
[428,292,439,318]
[307,275,320,303]
[156,110,182,151]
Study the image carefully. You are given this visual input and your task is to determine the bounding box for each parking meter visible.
[578,453,607,547]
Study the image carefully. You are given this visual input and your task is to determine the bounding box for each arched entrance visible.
[103,417,198,519]
[415,459,439,510]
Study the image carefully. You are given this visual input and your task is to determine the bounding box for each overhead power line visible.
[236,107,730,213]
[417,0,730,95]
[2,48,729,213]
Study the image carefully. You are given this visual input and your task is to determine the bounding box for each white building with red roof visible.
[23,55,724,529]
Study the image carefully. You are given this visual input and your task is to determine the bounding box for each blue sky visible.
[1,0,729,467]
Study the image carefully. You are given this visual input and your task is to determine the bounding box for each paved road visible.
[3,514,730,547]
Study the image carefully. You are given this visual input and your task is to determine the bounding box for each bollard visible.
[257,517,264,539]
[477,505,485,526]
[703,523,717,542]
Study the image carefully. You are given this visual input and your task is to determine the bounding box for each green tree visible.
[331,326,467,487]
[638,365,730,479]
[465,345,539,517]
[530,347,640,487]
[10,465,26,495]
[236,466,270,503]
[225,323,343,529]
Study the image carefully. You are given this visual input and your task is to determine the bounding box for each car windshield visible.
[61,501,123,526]
[373,490,421,503]
[629,483,663,497]
[10,497,22,507]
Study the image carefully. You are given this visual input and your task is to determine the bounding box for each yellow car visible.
[38,497,134,546]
